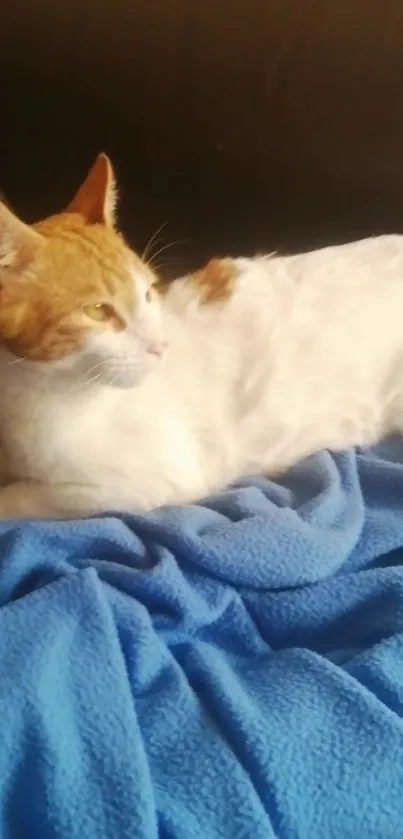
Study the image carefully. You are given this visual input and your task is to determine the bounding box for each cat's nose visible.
[146,340,168,358]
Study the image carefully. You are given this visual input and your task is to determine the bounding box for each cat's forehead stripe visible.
[71,237,143,311]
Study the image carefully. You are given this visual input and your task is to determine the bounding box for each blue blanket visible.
[1,442,403,839]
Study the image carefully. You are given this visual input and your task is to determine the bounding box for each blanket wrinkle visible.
[0,440,403,836]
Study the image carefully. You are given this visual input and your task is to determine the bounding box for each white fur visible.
[79,271,166,388]
[0,234,403,519]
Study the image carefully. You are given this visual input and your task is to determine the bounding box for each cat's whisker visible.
[147,238,190,270]
[62,368,105,398]
[142,220,170,263]
[7,356,26,366]
[142,222,170,262]
[85,372,105,387]
[151,260,189,277]
[84,359,111,378]
[61,359,117,397]
[108,373,121,389]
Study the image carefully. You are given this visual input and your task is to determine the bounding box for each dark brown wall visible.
[2,0,403,272]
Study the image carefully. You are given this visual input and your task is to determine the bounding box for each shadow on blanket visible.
[1,441,403,838]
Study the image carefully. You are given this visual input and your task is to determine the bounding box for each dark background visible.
[2,0,403,275]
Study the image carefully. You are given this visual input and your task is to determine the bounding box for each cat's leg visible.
[0,480,133,521]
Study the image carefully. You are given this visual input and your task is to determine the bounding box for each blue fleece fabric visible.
[1,441,403,838]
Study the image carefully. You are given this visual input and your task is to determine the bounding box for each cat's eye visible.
[83,303,115,322]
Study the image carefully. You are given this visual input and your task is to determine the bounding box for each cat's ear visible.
[0,202,43,274]
[65,153,117,227]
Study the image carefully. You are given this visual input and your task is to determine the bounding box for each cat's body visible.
[0,155,402,520]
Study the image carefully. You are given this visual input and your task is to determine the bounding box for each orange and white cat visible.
[0,153,401,520]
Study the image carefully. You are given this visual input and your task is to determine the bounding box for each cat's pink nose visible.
[146,340,168,358]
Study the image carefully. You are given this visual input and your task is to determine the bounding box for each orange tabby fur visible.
[0,155,156,361]
[189,258,237,304]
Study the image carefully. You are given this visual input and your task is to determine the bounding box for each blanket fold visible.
[1,440,403,838]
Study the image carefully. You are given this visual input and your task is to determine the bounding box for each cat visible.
[0,152,402,521]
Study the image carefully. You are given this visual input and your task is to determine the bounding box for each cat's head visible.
[0,154,167,388]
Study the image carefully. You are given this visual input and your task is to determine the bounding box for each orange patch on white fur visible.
[190,258,238,304]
